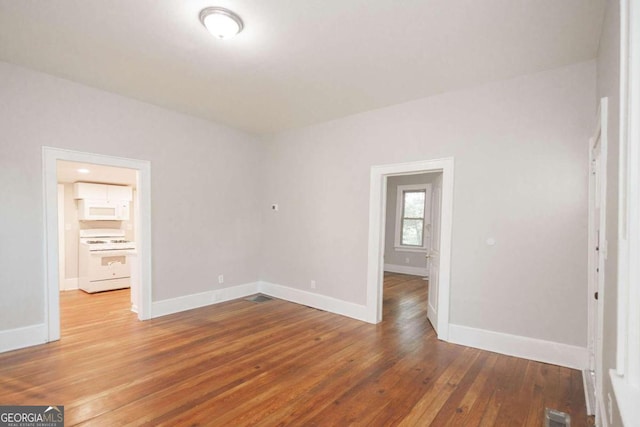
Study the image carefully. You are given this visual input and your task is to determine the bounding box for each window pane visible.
[404,191,425,218]
[402,219,423,246]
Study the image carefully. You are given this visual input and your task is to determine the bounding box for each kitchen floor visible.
[60,288,134,331]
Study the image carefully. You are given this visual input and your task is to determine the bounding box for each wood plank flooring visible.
[0,273,591,426]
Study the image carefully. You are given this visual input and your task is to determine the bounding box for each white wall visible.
[261,61,595,347]
[596,0,623,424]
[0,60,264,331]
[0,57,596,360]
[384,173,438,271]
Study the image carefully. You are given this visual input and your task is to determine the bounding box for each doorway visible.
[366,158,454,340]
[56,161,138,319]
[43,147,152,343]
[382,173,443,329]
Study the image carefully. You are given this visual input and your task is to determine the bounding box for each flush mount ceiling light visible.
[77,168,90,174]
[199,7,244,39]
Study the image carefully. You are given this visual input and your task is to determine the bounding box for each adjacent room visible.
[1,0,638,425]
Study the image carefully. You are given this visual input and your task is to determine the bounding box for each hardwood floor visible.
[0,273,591,426]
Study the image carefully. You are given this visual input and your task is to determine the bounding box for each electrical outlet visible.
[405,257,410,264]
[218,274,224,284]
[310,280,316,289]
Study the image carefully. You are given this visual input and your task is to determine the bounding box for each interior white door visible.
[427,174,443,332]
[57,184,65,290]
[590,148,602,368]
[421,183,433,279]
[586,98,607,421]
[584,145,601,416]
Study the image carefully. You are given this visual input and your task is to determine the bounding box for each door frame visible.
[42,147,153,342]
[366,158,454,340]
[609,2,640,424]
[587,98,608,424]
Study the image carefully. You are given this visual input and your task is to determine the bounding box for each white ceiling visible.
[0,0,605,135]
[57,160,137,187]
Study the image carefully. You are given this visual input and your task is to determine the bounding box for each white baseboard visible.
[260,281,368,322]
[152,282,259,318]
[60,277,79,291]
[0,323,47,353]
[151,280,368,324]
[151,279,368,323]
[384,264,428,276]
[448,324,589,370]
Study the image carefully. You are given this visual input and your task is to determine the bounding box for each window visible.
[401,190,426,246]
[394,184,431,250]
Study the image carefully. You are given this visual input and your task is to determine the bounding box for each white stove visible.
[78,229,135,293]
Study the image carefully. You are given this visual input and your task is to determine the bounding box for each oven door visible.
[88,251,131,281]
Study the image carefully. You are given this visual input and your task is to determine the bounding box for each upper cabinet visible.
[73,183,133,201]
[106,184,133,201]
[73,182,133,221]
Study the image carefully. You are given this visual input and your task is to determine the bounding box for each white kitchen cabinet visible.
[74,182,107,199]
[74,182,132,201]
[107,185,133,201]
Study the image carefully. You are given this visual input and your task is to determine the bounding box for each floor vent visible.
[545,408,571,427]
[245,294,273,303]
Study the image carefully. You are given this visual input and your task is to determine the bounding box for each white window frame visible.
[394,184,431,252]
[610,0,640,425]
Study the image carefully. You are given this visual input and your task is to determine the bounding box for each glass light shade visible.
[200,8,243,39]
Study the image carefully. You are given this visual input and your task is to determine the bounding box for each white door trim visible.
[610,2,640,425]
[616,0,640,383]
[42,147,153,342]
[366,158,454,340]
